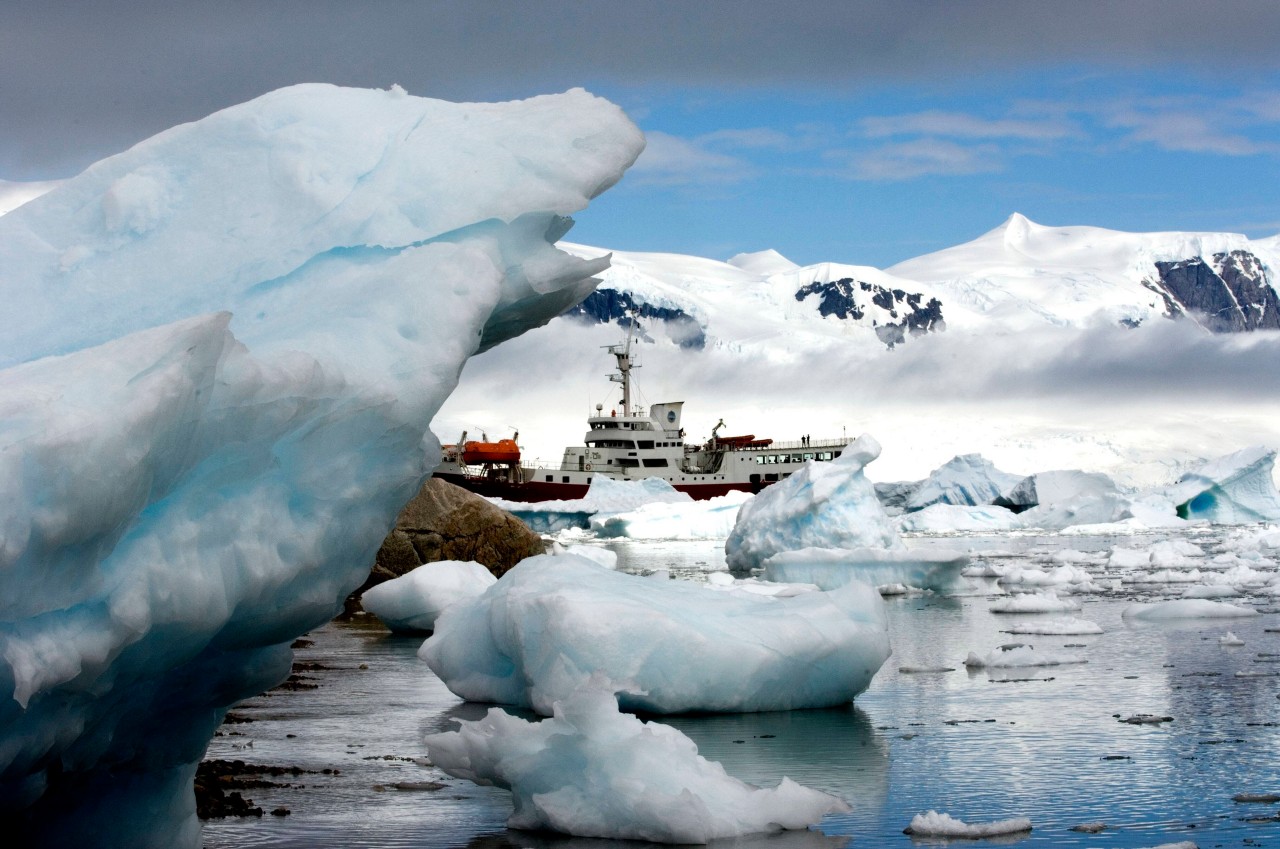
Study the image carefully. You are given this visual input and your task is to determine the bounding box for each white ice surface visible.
[424,685,850,842]
[591,490,752,539]
[904,809,1033,838]
[897,503,1022,533]
[964,643,1088,668]
[905,453,1023,511]
[989,592,1082,614]
[1001,617,1103,636]
[420,554,890,714]
[0,83,642,844]
[1123,599,1260,621]
[726,434,902,571]
[361,561,496,634]
[762,546,969,592]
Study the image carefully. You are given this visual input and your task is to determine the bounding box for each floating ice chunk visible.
[899,665,956,673]
[361,560,496,634]
[1182,584,1241,599]
[989,592,1081,614]
[1166,445,1280,524]
[424,685,850,842]
[964,643,1087,668]
[897,503,1022,533]
[999,564,1097,591]
[1220,631,1246,646]
[1001,617,1103,635]
[420,554,890,714]
[904,454,1024,511]
[762,546,969,592]
[1125,569,1204,584]
[1122,599,1260,621]
[903,810,1033,838]
[725,434,902,571]
[961,562,1008,578]
[591,490,752,539]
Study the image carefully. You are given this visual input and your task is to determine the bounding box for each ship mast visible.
[606,316,638,416]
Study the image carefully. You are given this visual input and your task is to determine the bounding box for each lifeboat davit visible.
[462,438,521,465]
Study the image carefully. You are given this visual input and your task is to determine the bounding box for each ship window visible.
[804,453,815,460]
[642,458,668,468]
[765,473,778,482]
[617,458,640,468]
[637,440,654,449]
[755,456,764,465]
[545,475,553,482]
[817,452,833,461]
[562,476,570,483]
[791,454,803,462]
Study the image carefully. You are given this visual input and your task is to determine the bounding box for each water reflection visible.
[462,827,849,849]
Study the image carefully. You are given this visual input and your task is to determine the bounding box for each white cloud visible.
[860,110,1076,141]
[837,138,1004,180]
[1105,107,1280,156]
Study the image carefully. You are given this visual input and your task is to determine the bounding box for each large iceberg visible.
[0,84,643,845]
[424,684,849,842]
[1165,446,1280,523]
[725,435,901,570]
[420,554,890,714]
[904,453,1023,511]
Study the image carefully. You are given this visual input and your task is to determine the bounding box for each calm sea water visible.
[202,529,1280,849]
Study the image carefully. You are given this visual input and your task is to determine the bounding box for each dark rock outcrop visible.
[353,479,544,604]
[565,288,706,349]
[794,278,944,348]
[1151,250,1280,333]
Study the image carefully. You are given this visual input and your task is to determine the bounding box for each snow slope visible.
[0,84,642,846]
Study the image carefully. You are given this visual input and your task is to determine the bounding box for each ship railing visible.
[730,436,848,452]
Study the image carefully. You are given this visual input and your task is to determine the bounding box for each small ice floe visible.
[590,490,753,540]
[1235,670,1278,678]
[360,560,496,634]
[424,685,850,842]
[1118,714,1174,724]
[903,810,1032,838]
[998,564,1101,593]
[1181,584,1241,599]
[878,583,925,596]
[1220,631,1246,646]
[1125,568,1204,585]
[1070,822,1107,833]
[899,665,956,674]
[1001,617,1103,636]
[1233,792,1280,803]
[963,643,1087,668]
[989,591,1081,614]
[1122,599,1259,622]
[1138,842,1198,849]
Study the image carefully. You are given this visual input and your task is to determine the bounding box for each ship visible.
[433,325,852,501]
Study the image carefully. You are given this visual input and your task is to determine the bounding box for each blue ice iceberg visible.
[0,83,642,845]
[1166,446,1280,524]
[420,554,890,714]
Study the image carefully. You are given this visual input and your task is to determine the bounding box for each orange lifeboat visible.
[462,438,521,465]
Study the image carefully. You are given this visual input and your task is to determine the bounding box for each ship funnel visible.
[649,402,684,434]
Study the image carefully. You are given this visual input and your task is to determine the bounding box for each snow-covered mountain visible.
[562,213,1279,350]
[440,215,1280,486]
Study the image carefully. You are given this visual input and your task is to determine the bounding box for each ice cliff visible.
[0,84,643,846]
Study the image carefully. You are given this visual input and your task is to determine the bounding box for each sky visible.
[3,1,1279,268]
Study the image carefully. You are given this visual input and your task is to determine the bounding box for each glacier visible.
[0,83,643,846]
[420,554,890,715]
